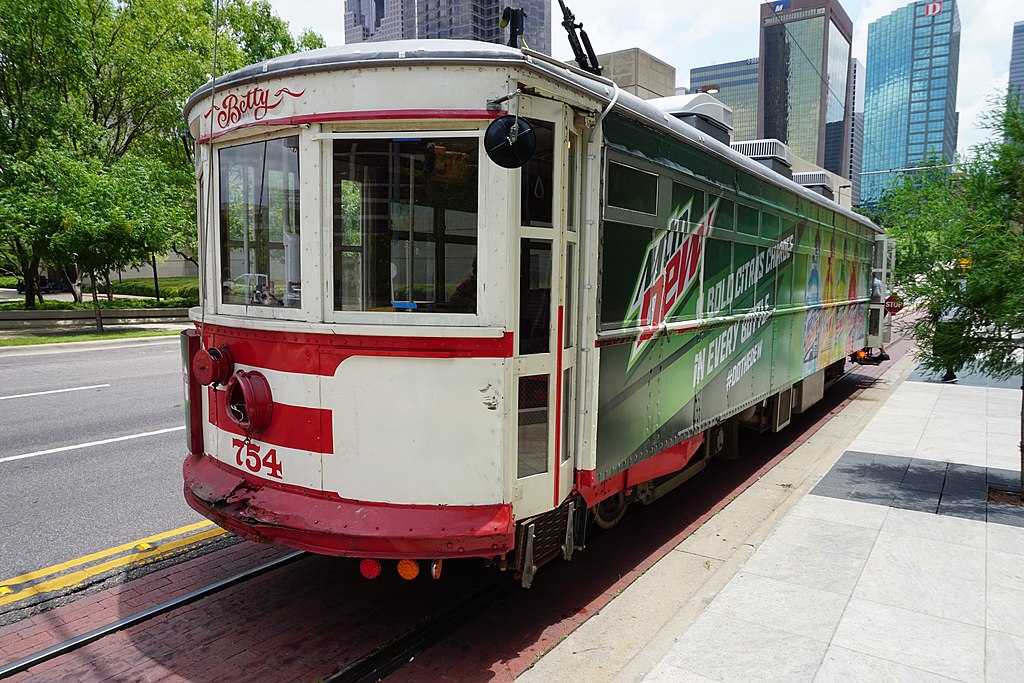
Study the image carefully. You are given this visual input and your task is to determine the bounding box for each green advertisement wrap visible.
[594,127,872,481]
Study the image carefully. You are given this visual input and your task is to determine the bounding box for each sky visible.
[267,0,1020,153]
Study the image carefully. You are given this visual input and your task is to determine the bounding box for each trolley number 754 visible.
[232,438,283,479]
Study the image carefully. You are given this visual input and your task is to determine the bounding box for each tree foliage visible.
[877,91,1024,381]
[0,0,324,310]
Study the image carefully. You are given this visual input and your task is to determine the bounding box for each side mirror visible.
[484,115,537,168]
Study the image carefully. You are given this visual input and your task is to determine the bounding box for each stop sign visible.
[884,295,904,314]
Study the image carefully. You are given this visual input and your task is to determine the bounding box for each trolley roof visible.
[185,40,881,236]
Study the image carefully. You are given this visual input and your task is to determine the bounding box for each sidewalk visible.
[520,356,1024,682]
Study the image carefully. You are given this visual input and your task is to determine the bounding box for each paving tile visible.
[769,515,879,559]
[937,490,987,521]
[986,467,1020,488]
[832,599,984,683]
[989,549,1024,592]
[944,464,990,491]
[988,522,1024,557]
[708,572,848,642]
[986,583,1024,639]
[891,488,940,513]
[792,495,888,530]
[988,503,1024,528]
[848,486,896,507]
[916,438,988,467]
[985,630,1024,683]
[660,611,828,683]
[854,554,985,626]
[869,530,984,583]
[881,507,986,548]
[847,438,919,458]
[987,416,1020,436]
[810,481,855,500]
[900,459,947,493]
[813,646,962,683]
[642,662,719,682]
[743,535,867,595]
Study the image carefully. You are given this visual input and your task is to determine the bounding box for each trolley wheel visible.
[430,559,443,580]
[592,492,628,529]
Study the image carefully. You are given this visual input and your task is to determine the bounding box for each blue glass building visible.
[861,0,960,207]
[690,58,760,141]
[1010,21,1024,101]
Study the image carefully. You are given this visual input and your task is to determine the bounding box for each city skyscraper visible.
[1010,21,1024,100]
[758,0,853,177]
[690,58,760,141]
[848,58,864,206]
[345,0,551,56]
[861,0,960,206]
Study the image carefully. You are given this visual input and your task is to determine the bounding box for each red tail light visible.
[359,559,382,579]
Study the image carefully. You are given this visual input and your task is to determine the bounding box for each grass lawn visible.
[0,329,180,347]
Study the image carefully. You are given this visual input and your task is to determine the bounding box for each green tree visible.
[0,146,82,307]
[0,0,324,306]
[877,91,1024,495]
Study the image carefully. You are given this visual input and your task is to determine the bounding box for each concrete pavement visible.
[519,355,1024,682]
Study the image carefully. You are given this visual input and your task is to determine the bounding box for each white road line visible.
[0,427,185,464]
[0,384,111,401]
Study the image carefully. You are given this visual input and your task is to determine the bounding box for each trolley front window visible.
[332,137,479,313]
[218,136,301,309]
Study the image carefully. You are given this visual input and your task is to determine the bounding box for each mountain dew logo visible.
[624,198,719,369]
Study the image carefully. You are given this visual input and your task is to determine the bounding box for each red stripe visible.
[184,453,514,559]
[199,324,514,376]
[574,433,705,508]
[209,387,334,454]
[198,108,504,142]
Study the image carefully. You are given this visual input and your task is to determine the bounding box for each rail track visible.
[0,551,307,680]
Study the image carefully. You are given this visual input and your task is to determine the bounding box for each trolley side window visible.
[218,136,301,309]
[332,138,479,313]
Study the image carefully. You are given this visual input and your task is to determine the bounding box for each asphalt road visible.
[0,337,204,579]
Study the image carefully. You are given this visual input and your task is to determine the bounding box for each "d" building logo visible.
[925,1,942,17]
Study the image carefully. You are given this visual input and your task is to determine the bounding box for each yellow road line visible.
[0,527,227,608]
[0,520,215,587]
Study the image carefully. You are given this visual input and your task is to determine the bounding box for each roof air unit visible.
[649,93,734,145]
[730,139,793,180]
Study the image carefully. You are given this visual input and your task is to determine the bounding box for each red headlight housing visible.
[224,370,273,435]
[192,344,234,386]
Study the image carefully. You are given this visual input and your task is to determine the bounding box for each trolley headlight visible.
[192,344,234,386]
[224,370,273,435]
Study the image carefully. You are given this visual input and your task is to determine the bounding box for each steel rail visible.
[326,576,516,683]
[0,550,307,680]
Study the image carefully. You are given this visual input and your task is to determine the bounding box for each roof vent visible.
[793,171,834,200]
[730,139,793,180]
[649,93,733,145]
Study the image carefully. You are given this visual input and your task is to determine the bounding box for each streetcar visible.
[180,36,891,587]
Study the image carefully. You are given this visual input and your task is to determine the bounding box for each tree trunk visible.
[90,271,104,333]
[151,253,160,302]
[105,270,113,302]
[65,265,82,303]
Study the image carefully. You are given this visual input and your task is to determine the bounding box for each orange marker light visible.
[359,558,382,579]
[397,559,420,580]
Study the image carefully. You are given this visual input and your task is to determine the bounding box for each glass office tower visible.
[848,58,864,206]
[758,0,853,176]
[345,0,551,55]
[691,58,760,141]
[1010,21,1024,101]
[861,0,960,207]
